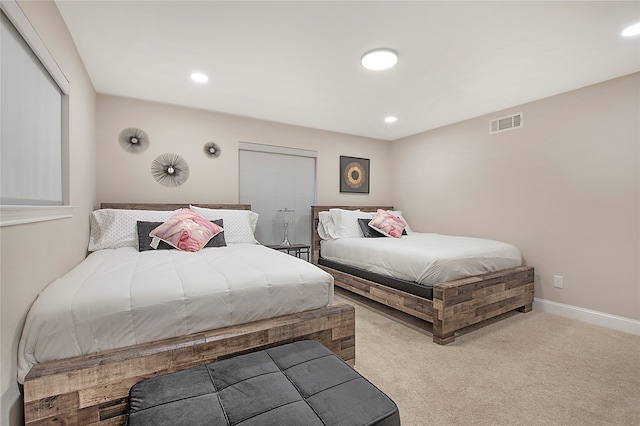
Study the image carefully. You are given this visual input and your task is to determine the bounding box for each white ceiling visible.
[55,1,639,141]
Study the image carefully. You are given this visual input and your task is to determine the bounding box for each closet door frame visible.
[239,142,317,247]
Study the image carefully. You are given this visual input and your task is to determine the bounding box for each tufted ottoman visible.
[127,340,399,426]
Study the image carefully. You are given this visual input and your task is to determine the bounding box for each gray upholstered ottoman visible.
[127,340,400,426]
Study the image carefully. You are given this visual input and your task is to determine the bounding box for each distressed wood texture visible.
[100,203,251,211]
[311,206,534,345]
[23,304,356,426]
[431,266,533,344]
[318,264,435,322]
[22,203,355,425]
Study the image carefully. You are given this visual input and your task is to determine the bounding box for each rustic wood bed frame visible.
[312,205,534,345]
[22,203,355,426]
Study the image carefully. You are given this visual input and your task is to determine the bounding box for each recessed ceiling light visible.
[384,116,397,123]
[622,22,640,37]
[190,72,209,83]
[361,49,399,71]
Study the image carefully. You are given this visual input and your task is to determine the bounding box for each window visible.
[0,0,73,226]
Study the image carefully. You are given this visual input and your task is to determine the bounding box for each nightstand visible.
[265,244,310,261]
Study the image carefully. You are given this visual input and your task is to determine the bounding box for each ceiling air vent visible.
[489,112,523,134]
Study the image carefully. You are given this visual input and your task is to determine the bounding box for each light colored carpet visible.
[334,289,640,426]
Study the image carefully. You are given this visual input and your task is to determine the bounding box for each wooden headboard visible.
[100,203,251,211]
[310,205,393,264]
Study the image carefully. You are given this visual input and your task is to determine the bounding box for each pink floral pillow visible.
[368,209,406,238]
[149,209,223,252]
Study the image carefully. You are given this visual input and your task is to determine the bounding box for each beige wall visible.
[1,3,637,424]
[0,1,96,425]
[391,73,640,320]
[96,95,392,206]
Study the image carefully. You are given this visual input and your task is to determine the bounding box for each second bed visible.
[312,205,534,345]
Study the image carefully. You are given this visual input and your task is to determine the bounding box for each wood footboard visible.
[23,304,355,426]
[431,266,534,344]
[322,263,533,344]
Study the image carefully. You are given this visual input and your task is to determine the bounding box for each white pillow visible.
[189,205,259,244]
[328,208,375,238]
[89,209,179,251]
[317,211,334,240]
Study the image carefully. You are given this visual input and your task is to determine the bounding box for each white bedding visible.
[320,233,522,286]
[17,245,333,383]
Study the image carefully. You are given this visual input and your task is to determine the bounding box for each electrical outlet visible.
[553,275,563,289]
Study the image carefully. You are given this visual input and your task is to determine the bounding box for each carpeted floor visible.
[334,289,640,426]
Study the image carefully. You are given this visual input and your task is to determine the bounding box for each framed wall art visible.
[340,156,370,193]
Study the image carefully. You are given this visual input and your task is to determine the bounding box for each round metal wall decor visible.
[151,153,189,187]
[118,127,149,153]
[203,142,221,158]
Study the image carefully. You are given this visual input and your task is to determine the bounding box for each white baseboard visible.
[534,298,640,336]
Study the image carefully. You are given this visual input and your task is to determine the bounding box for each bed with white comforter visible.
[312,205,534,346]
[17,244,333,383]
[321,233,522,286]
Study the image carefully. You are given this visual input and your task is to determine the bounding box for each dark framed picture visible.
[340,156,370,193]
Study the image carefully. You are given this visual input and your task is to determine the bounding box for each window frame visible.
[0,0,74,227]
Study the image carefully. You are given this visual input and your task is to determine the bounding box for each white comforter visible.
[321,233,522,286]
[17,245,333,383]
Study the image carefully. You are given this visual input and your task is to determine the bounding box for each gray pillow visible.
[357,218,385,238]
[137,219,226,251]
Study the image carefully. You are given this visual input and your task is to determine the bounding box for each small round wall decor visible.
[203,142,221,158]
[151,153,189,187]
[118,127,150,153]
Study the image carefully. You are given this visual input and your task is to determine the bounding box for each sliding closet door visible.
[239,143,317,248]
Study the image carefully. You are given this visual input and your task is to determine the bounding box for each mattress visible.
[320,233,522,286]
[17,245,333,383]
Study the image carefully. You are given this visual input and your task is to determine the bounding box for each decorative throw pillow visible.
[137,221,175,251]
[357,218,385,238]
[203,219,226,248]
[149,209,223,252]
[137,219,225,251]
[368,209,406,238]
[390,210,412,234]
